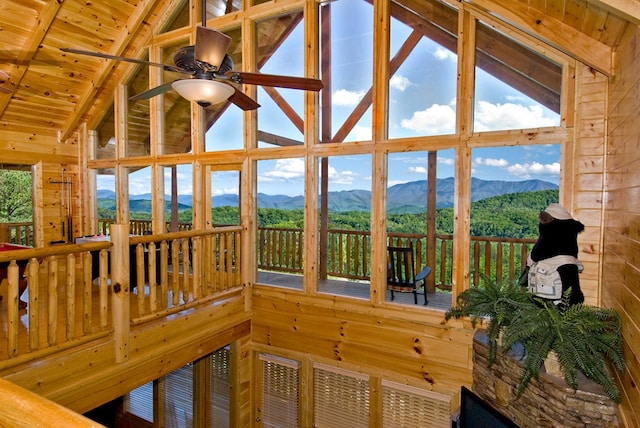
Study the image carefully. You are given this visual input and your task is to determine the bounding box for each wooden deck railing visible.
[257,227,535,288]
[0,222,35,246]
[0,226,242,362]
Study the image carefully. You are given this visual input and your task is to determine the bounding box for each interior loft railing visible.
[0,226,242,362]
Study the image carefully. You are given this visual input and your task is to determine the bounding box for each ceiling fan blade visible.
[226,87,260,111]
[195,26,231,70]
[129,81,176,101]
[60,48,189,74]
[224,71,323,91]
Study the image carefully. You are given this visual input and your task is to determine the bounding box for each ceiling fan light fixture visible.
[171,79,234,107]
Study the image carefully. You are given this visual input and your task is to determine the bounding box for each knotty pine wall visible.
[0,131,79,247]
[603,26,640,428]
[571,64,608,305]
[251,286,475,417]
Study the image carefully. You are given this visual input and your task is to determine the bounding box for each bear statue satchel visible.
[527,255,583,300]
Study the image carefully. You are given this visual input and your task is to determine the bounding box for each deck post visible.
[110,223,130,362]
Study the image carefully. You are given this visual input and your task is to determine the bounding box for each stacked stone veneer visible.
[472,330,619,428]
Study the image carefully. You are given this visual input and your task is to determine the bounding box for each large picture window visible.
[388,0,458,139]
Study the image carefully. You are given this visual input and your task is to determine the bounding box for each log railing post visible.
[110,224,130,363]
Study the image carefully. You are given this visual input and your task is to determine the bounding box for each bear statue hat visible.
[544,203,574,221]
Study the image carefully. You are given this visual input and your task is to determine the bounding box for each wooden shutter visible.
[259,354,300,427]
[382,380,452,428]
[313,363,369,428]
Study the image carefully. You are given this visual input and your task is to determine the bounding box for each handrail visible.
[0,378,104,427]
[0,226,243,362]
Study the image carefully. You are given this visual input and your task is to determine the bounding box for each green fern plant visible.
[446,275,625,403]
[445,273,536,365]
[501,294,625,403]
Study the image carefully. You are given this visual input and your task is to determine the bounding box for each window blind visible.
[382,380,451,428]
[210,346,231,427]
[125,381,154,423]
[165,363,194,427]
[260,354,300,428]
[313,363,369,428]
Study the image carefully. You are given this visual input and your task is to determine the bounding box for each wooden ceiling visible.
[0,0,637,144]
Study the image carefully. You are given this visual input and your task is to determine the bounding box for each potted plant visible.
[445,274,625,403]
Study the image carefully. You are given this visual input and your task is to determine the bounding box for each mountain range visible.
[97,177,557,214]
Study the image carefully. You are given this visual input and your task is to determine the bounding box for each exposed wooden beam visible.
[0,0,63,119]
[391,0,561,114]
[262,86,304,134]
[257,130,303,147]
[588,0,640,25]
[58,0,181,142]
[475,22,562,112]
[466,0,613,75]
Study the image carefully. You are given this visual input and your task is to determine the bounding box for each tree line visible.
[95,189,559,239]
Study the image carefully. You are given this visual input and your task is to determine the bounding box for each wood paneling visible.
[604,25,640,428]
[252,286,474,398]
[1,296,250,414]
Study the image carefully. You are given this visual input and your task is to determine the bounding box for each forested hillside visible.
[98,189,558,239]
[256,189,558,238]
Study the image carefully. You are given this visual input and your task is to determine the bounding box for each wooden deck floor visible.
[257,271,453,311]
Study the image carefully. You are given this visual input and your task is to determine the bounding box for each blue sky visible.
[100,0,561,198]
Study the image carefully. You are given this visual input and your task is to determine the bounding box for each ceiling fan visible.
[60,24,322,111]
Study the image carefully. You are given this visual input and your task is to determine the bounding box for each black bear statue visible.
[527,203,585,307]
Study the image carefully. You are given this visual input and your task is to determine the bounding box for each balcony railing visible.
[259,226,535,288]
[0,222,34,246]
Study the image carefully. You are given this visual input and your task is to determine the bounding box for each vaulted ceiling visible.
[0,0,637,144]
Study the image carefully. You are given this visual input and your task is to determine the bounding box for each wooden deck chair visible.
[387,243,431,305]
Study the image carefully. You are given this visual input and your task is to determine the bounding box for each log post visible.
[110,224,130,362]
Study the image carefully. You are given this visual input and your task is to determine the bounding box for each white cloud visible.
[211,187,239,196]
[351,125,372,141]
[438,157,454,165]
[434,46,456,62]
[474,101,557,131]
[475,157,509,167]
[390,74,411,92]
[332,89,366,107]
[401,103,456,134]
[262,158,305,181]
[327,165,358,185]
[507,161,560,178]
[409,166,427,174]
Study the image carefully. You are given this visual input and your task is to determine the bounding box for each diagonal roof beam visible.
[332,30,423,142]
[58,0,181,142]
[467,0,612,75]
[0,0,63,118]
